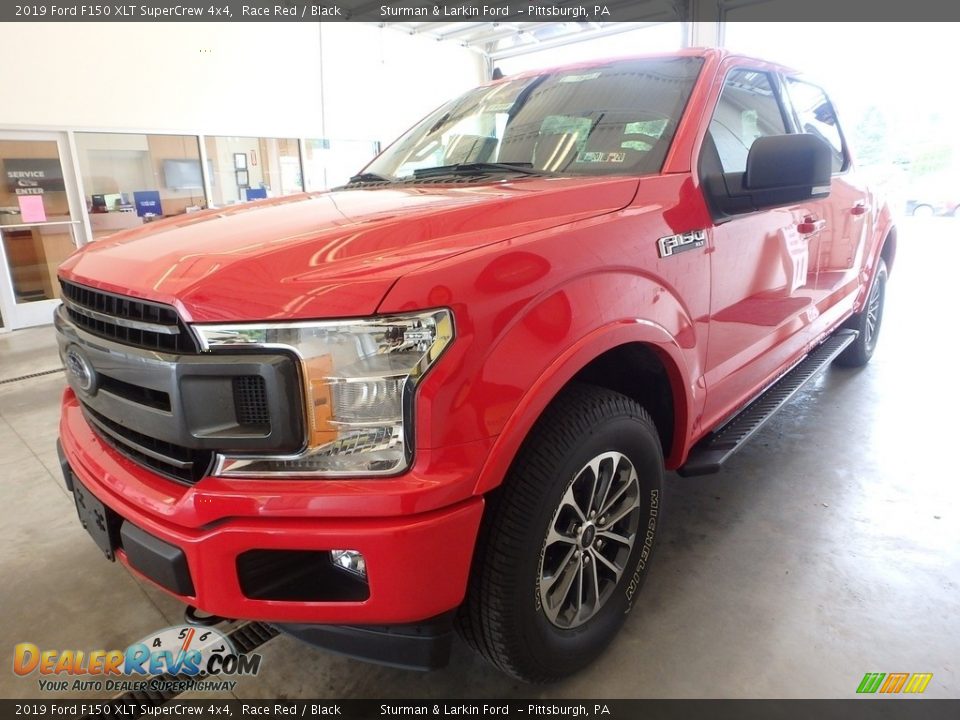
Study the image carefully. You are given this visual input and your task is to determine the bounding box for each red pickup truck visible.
[55,48,894,682]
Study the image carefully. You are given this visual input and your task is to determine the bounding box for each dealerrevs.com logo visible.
[13,625,262,693]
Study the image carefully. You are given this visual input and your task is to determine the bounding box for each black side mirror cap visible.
[745,133,832,194]
[704,133,834,221]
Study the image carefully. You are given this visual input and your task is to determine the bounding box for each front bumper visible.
[59,389,486,625]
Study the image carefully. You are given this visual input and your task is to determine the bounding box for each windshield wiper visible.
[412,162,547,179]
[347,172,394,184]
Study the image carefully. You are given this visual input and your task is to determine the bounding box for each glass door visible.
[0,132,85,329]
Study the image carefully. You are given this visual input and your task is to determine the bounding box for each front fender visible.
[470,317,698,496]
[383,256,707,496]
[379,182,711,497]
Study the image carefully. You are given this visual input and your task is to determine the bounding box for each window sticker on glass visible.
[625,119,668,137]
[560,72,602,83]
[577,152,627,163]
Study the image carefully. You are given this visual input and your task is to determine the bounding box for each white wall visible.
[317,24,487,143]
[0,23,485,145]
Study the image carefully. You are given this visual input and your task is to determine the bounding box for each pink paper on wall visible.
[17,195,47,223]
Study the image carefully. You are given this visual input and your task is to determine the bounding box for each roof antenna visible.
[492,67,504,80]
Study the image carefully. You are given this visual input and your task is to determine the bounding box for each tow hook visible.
[184,605,230,627]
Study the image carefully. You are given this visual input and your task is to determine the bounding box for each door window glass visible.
[785,78,846,172]
[710,70,787,174]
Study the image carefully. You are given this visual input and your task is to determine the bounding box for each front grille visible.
[60,280,199,354]
[233,375,270,427]
[98,373,171,411]
[82,404,213,485]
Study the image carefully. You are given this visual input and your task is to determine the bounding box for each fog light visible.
[330,549,366,578]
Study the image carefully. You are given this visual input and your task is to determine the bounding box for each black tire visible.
[835,258,887,368]
[457,383,664,682]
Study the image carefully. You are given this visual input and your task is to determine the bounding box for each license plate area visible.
[72,477,120,560]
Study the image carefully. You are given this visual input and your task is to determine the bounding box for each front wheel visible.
[835,258,887,368]
[457,383,664,682]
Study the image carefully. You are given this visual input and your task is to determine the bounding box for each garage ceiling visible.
[376,2,680,60]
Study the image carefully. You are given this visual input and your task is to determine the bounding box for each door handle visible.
[798,216,826,235]
[851,203,870,216]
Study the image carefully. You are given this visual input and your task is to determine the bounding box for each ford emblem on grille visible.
[65,346,97,394]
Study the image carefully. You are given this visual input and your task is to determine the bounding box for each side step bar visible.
[678,329,858,477]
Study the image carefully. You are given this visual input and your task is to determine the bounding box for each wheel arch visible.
[851,216,896,315]
[880,225,897,275]
[570,344,678,461]
[472,324,694,497]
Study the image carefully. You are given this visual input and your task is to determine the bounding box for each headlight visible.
[194,309,454,477]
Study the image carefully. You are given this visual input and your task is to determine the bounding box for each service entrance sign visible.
[4,158,64,195]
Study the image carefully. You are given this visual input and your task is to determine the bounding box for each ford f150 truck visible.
[55,49,894,682]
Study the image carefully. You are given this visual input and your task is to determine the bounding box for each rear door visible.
[781,76,873,335]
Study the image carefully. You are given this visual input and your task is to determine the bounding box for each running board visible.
[678,330,858,477]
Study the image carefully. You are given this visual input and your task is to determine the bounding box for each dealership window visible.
[75,133,206,241]
[0,138,77,305]
[302,138,380,191]
[205,136,302,205]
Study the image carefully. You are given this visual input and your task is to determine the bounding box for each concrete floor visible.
[1,216,957,700]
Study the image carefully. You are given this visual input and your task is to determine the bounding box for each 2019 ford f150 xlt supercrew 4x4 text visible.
[55,49,894,682]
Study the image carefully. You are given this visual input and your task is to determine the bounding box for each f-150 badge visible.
[657,230,706,258]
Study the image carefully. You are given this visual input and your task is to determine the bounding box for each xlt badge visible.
[657,230,706,258]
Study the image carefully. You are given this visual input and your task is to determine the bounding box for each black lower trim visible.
[237,549,370,602]
[56,440,74,492]
[120,522,196,597]
[276,611,456,671]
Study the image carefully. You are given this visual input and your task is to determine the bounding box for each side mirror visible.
[702,133,833,220]
[744,133,833,208]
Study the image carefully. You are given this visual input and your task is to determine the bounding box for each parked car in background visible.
[905,199,960,216]
[904,176,960,216]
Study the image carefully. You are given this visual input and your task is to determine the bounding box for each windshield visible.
[363,57,703,182]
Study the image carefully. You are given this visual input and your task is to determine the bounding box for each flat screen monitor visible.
[163,159,203,190]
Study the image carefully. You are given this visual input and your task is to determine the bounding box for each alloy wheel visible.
[538,451,641,629]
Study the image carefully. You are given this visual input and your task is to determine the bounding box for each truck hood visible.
[60,177,638,322]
